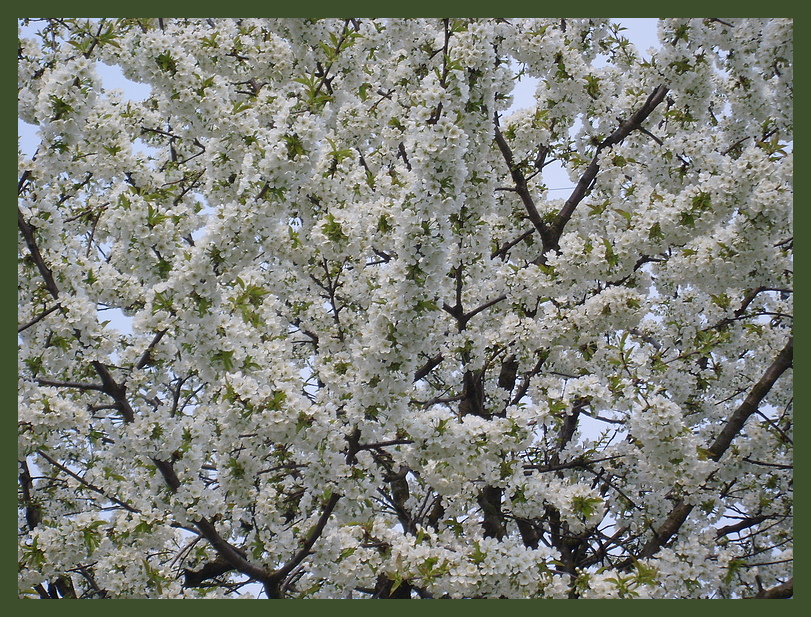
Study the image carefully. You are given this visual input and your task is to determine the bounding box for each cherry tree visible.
[18,18,792,599]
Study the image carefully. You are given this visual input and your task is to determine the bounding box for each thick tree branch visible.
[707,336,793,462]
[79,354,273,593]
[550,85,668,249]
[159,453,340,597]
[183,555,235,588]
[748,577,793,599]
[19,208,137,422]
[35,377,105,391]
[18,207,60,300]
[19,169,32,194]
[413,353,443,382]
[192,516,270,585]
[91,361,135,423]
[493,117,555,253]
[268,492,342,593]
[18,459,42,531]
[715,515,770,539]
[134,329,167,370]
[152,457,271,586]
[461,294,507,326]
[477,485,506,540]
[621,337,792,566]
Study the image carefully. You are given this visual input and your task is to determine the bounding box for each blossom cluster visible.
[18,18,791,599]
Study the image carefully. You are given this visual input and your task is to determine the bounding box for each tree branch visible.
[707,336,793,462]
[18,207,60,300]
[135,329,167,370]
[620,337,793,566]
[460,294,507,326]
[525,455,623,474]
[493,117,555,252]
[748,577,793,599]
[151,457,271,586]
[36,449,140,513]
[91,361,135,423]
[550,85,668,249]
[35,377,105,391]
[270,492,341,584]
[715,515,769,539]
[18,304,61,333]
[491,229,535,259]
[413,353,443,382]
[18,459,42,530]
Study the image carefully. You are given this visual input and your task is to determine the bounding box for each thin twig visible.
[37,449,140,513]
[18,304,61,333]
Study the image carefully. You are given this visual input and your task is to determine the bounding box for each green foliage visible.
[571,494,603,518]
[322,213,348,242]
[155,52,177,75]
[49,96,74,120]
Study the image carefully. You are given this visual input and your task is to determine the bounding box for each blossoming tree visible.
[18,18,792,599]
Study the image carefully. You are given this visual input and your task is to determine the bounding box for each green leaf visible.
[23,536,47,568]
[602,238,619,267]
[296,411,313,432]
[710,293,731,309]
[155,52,177,75]
[322,213,348,242]
[588,200,608,217]
[49,95,75,120]
[83,520,106,555]
[613,208,632,223]
[580,341,597,361]
[468,541,487,565]
[723,558,746,585]
[571,495,603,518]
[190,291,212,317]
[225,457,245,479]
[232,100,254,114]
[389,573,404,594]
[211,349,235,371]
[414,299,439,313]
[691,191,712,213]
[377,215,392,234]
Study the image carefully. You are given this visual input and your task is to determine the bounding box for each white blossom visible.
[18,18,792,600]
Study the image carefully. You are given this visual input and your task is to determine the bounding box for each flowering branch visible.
[550,85,669,250]
[624,336,793,565]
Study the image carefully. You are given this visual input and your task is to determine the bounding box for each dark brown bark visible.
[373,573,412,598]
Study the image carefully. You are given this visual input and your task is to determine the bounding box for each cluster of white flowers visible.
[19,18,791,599]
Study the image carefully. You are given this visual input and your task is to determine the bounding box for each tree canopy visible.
[18,18,792,599]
